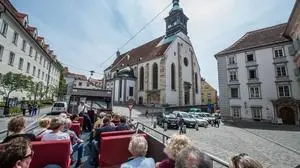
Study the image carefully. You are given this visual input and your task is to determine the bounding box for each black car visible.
[156,112,178,129]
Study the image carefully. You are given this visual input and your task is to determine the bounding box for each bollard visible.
[163,123,168,132]
[195,123,199,131]
[153,121,157,129]
[182,125,187,134]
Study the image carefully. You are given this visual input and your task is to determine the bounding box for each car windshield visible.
[168,114,176,118]
[181,113,189,118]
[53,103,65,107]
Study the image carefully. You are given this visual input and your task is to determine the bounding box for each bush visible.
[9,106,21,115]
[40,100,54,105]
[0,102,4,106]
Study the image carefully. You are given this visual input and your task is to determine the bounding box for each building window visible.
[232,107,241,118]
[32,66,36,76]
[183,57,188,67]
[251,107,262,120]
[171,63,176,90]
[278,85,290,97]
[34,51,38,61]
[18,58,24,70]
[26,62,30,73]
[45,74,48,81]
[119,80,122,98]
[195,73,198,93]
[248,69,257,79]
[228,56,236,64]
[249,86,261,98]
[276,65,287,77]
[8,52,15,66]
[78,82,82,86]
[0,45,4,62]
[0,20,8,36]
[140,67,144,91]
[22,40,26,52]
[229,71,238,81]
[29,46,33,57]
[12,32,19,45]
[39,56,42,64]
[129,87,134,96]
[246,53,255,62]
[230,88,239,98]
[37,69,40,78]
[42,72,44,80]
[274,48,284,58]
[152,63,158,89]
[43,59,46,67]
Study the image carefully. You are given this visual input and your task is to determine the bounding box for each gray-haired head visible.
[128,134,148,157]
[175,146,212,168]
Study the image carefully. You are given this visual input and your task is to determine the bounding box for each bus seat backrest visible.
[30,140,71,168]
[35,136,42,141]
[78,117,84,126]
[100,133,147,168]
[101,130,135,137]
[70,123,81,137]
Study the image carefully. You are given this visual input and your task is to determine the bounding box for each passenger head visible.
[164,134,191,160]
[59,113,67,119]
[99,112,106,119]
[64,118,72,129]
[80,101,84,106]
[8,116,25,133]
[128,134,148,157]
[102,117,111,125]
[38,118,51,129]
[175,146,212,168]
[49,117,65,131]
[0,137,33,168]
[229,153,263,168]
[112,113,120,121]
[120,116,127,123]
[105,114,112,120]
[70,114,79,121]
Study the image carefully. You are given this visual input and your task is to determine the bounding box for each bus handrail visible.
[133,122,229,167]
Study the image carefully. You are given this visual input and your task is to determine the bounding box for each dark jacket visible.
[116,123,130,131]
[94,124,115,141]
[2,133,36,143]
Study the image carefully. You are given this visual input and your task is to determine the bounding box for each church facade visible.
[104,0,202,106]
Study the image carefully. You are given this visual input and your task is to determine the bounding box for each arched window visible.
[152,63,158,89]
[171,63,176,90]
[140,67,144,91]
[195,73,198,94]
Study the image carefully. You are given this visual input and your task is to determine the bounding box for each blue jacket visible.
[121,156,155,168]
[116,123,130,131]
[94,124,115,141]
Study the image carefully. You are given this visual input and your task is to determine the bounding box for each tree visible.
[0,72,32,115]
[26,81,45,102]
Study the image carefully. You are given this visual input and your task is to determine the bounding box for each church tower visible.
[165,0,189,38]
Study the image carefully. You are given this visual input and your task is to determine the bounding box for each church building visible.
[104,0,202,106]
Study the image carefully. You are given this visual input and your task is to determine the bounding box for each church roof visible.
[107,36,172,71]
[215,23,291,56]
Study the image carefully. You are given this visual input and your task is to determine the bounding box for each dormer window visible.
[274,48,285,58]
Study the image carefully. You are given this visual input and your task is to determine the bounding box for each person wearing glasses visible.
[0,137,34,168]
[229,153,263,168]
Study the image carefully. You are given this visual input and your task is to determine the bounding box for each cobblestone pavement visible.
[113,106,300,168]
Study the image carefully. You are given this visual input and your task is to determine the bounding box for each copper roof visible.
[216,23,291,56]
[108,36,171,71]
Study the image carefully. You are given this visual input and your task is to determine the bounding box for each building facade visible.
[104,0,202,106]
[201,78,218,107]
[0,0,61,101]
[216,23,300,125]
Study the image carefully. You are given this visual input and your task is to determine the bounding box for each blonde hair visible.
[229,154,263,168]
[49,117,65,130]
[59,113,68,119]
[38,118,51,128]
[112,113,120,121]
[164,134,191,160]
[128,134,148,156]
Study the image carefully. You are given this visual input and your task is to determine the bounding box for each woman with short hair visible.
[229,153,263,168]
[2,116,36,143]
[121,134,155,168]
[156,134,191,168]
[33,118,51,136]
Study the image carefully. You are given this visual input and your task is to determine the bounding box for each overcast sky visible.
[11,0,295,91]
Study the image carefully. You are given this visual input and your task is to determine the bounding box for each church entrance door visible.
[279,107,295,125]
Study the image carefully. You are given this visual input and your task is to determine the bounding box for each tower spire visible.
[173,0,179,7]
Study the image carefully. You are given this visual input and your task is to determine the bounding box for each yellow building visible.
[201,78,218,106]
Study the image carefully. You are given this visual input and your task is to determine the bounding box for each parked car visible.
[200,112,215,123]
[173,111,197,128]
[50,102,68,115]
[189,114,209,127]
[156,112,178,128]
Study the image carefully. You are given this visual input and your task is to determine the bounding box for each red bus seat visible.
[30,140,71,168]
[70,123,81,137]
[35,136,42,141]
[101,130,135,137]
[99,133,147,168]
[78,117,84,126]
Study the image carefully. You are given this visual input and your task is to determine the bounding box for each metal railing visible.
[133,122,229,168]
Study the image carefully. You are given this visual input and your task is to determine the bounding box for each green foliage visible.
[9,106,21,115]
[57,70,67,100]
[0,102,4,106]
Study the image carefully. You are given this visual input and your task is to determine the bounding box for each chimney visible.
[116,51,120,57]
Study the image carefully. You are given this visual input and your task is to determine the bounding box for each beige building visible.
[201,78,218,106]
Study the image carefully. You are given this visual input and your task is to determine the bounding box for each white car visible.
[189,114,209,127]
[51,102,68,114]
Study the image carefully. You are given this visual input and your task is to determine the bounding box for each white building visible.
[216,23,300,125]
[104,0,201,106]
[0,0,61,101]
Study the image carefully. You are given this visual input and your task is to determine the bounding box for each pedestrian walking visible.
[178,115,184,134]
[28,103,32,116]
[145,110,149,118]
[21,101,27,116]
[32,103,37,116]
